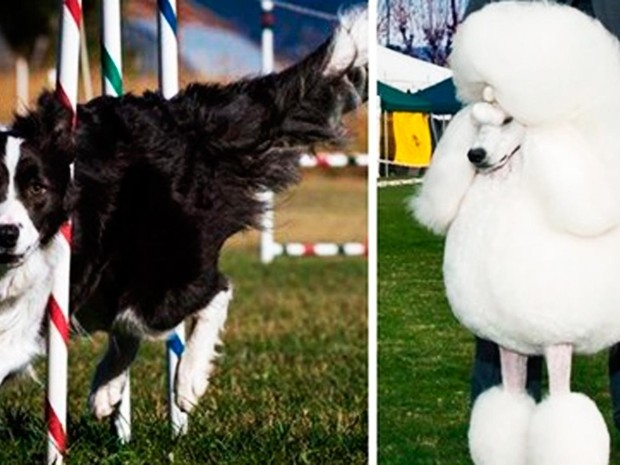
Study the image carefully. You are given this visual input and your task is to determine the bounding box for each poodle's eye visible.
[502,116,514,125]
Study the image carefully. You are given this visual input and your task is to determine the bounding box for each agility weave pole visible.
[101,0,132,444]
[47,0,81,462]
[258,0,277,264]
[258,2,367,264]
[157,0,189,438]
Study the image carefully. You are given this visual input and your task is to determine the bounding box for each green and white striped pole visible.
[101,0,131,444]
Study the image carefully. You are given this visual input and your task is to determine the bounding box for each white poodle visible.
[412,2,620,464]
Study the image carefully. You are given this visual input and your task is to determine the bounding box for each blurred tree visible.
[378,0,466,66]
[0,0,57,61]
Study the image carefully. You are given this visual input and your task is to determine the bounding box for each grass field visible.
[378,184,620,465]
[0,173,367,464]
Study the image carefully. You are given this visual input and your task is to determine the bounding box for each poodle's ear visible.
[12,90,76,164]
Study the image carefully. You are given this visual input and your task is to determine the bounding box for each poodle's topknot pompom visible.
[449,1,620,126]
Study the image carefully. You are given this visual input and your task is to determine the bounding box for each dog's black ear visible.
[12,90,76,164]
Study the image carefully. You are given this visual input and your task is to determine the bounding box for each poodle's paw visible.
[175,354,215,413]
[88,371,128,420]
[527,393,609,465]
[469,386,535,465]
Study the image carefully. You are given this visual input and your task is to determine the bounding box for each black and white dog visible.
[0,8,367,418]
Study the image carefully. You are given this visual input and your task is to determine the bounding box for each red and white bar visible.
[299,153,368,168]
[271,242,367,258]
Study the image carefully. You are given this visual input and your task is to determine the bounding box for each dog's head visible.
[0,93,75,267]
[467,102,525,173]
[0,133,71,267]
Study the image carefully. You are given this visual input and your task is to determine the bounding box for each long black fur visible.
[11,22,367,334]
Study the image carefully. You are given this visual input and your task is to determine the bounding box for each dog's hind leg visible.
[527,344,609,465]
[175,286,232,413]
[88,330,140,420]
[469,347,534,465]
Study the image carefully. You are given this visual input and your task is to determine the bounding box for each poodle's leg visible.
[469,346,535,465]
[409,105,477,234]
[175,287,232,413]
[527,344,609,465]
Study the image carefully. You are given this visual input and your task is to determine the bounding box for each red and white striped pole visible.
[47,0,81,462]
[157,0,188,437]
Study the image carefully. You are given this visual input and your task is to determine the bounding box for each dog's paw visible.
[88,371,128,420]
[175,356,215,413]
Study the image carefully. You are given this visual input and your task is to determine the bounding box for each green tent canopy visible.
[379,79,461,114]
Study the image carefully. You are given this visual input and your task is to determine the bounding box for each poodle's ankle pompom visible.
[527,393,609,465]
[468,386,535,465]
[450,1,620,126]
[409,106,476,235]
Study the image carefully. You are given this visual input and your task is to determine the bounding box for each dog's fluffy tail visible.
[172,6,367,195]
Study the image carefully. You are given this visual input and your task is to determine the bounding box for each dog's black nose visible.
[468,148,487,164]
[0,225,19,249]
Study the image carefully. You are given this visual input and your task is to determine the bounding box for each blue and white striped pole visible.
[101,0,131,444]
[157,0,188,437]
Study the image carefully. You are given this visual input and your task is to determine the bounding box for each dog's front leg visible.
[527,344,609,465]
[88,330,140,420]
[469,346,533,465]
[175,286,232,413]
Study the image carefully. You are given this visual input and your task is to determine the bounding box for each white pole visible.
[79,22,93,101]
[157,0,188,437]
[101,0,130,443]
[259,0,276,264]
[15,56,28,115]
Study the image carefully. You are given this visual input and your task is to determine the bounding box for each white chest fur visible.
[0,236,63,383]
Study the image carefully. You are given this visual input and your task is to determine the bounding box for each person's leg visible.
[471,337,501,404]
[526,354,543,402]
[592,0,620,38]
[608,343,620,429]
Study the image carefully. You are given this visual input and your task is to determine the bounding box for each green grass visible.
[0,250,367,464]
[378,185,620,465]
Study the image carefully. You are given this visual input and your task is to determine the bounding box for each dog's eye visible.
[27,183,47,197]
[503,116,514,125]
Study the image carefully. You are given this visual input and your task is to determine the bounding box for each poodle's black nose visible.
[0,224,19,249]
[468,148,487,165]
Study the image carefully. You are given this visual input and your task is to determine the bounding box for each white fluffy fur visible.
[450,1,620,127]
[0,233,63,383]
[413,1,620,355]
[89,370,129,420]
[409,105,476,234]
[469,386,535,465]
[176,287,232,413]
[324,7,368,76]
[526,393,609,465]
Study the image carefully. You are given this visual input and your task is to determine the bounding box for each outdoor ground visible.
[0,171,367,464]
[378,184,620,465]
